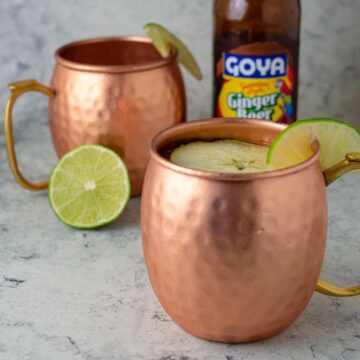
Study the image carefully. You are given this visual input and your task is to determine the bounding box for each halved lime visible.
[144,22,202,80]
[267,118,360,170]
[49,145,131,229]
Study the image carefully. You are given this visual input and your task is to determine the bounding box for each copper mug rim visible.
[55,36,178,74]
[150,118,321,181]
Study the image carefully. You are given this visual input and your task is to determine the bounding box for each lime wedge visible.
[49,145,131,229]
[267,118,360,170]
[144,22,202,80]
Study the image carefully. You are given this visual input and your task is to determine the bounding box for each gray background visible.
[1,0,359,181]
[0,0,360,127]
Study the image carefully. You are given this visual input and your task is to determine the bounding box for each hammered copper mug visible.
[4,37,186,195]
[141,118,360,343]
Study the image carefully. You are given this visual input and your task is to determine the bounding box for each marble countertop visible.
[0,132,359,359]
[1,0,360,358]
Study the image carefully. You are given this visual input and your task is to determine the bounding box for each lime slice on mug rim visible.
[144,22,202,80]
[49,145,131,229]
[267,118,360,170]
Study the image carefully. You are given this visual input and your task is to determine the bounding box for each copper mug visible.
[141,118,360,343]
[4,37,186,196]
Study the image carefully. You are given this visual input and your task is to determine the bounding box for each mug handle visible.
[4,79,55,190]
[316,152,360,297]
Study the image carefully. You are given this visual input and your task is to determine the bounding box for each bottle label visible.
[217,52,294,123]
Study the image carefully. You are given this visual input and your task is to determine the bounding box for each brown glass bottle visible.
[213,0,301,123]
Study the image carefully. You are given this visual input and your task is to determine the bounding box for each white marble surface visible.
[1,0,360,359]
[1,163,360,360]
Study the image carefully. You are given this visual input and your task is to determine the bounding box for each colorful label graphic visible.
[217,52,294,123]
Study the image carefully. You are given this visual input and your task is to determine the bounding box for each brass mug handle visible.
[4,79,55,190]
[316,152,360,297]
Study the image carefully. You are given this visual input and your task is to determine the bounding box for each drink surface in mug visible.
[170,139,273,173]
